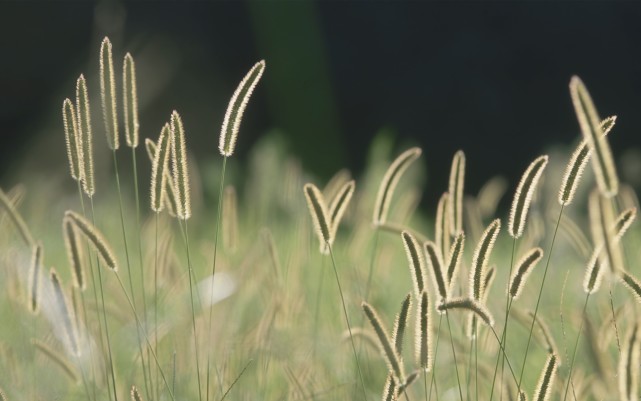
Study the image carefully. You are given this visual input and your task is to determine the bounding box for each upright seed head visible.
[470,219,501,301]
[62,99,82,181]
[446,232,465,289]
[619,324,640,401]
[303,183,332,254]
[424,241,448,301]
[123,53,139,148]
[435,192,451,261]
[448,150,465,236]
[327,180,355,241]
[533,353,558,401]
[362,301,405,383]
[76,74,94,197]
[508,155,548,238]
[509,247,544,299]
[402,231,426,299]
[569,76,619,197]
[170,111,191,219]
[391,293,412,356]
[150,123,172,213]
[100,37,119,150]
[415,290,432,370]
[219,60,266,157]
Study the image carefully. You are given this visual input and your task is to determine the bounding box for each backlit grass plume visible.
[28,243,43,313]
[435,192,451,261]
[558,116,616,206]
[170,111,191,220]
[145,137,178,215]
[533,353,558,401]
[76,74,94,197]
[362,301,406,383]
[100,36,118,150]
[446,232,465,288]
[509,247,544,299]
[416,289,431,370]
[62,219,85,290]
[448,150,465,235]
[123,53,139,148]
[437,297,494,327]
[508,155,548,238]
[470,219,501,301]
[219,60,266,157]
[424,240,448,301]
[392,293,412,356]
[588,190,624,274]
[619,324,640,401]
[570,76,619,197]
[402,231,426,299]
[64,210,118,271]
[150,123,172,213]
[373,147,422,225]
[303,183,332,254]
[62,98,82,182]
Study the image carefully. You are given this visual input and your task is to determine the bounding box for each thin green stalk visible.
[77,289,96,401]
[312,258,326,359]
[428,315,444,401]
[154,212,160,401]
[609,284,622,354]
[516,205,564,395]
[90,199,118,401]
[562,294,590,401]
[474,331,478,401]
[131,147,152,401]
[206,155,227,401]
[327,242,367,401]
[357,230,380,379]
[489,238,517,401]
[112,150,151,397]
[220,359,253,401]
[113,274,176,401]
[445,311,464,401]
[179,219,203,401]
[465,338,474,401]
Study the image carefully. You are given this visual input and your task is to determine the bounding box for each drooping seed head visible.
[583,246,604,294]
[303,183,332,254]
[50,268,80,356]
[448,150,465,235]
[0,187,34,246]
[613,207,636,242]
[402,231,426,299]
[170,111,191,219]
[63,219,85,290]
[76,74,94,197]
[619,324,640,401]
[64,210,118,271]
[437,297,494,327]
[362,301,406,383]
[373,147,422,225]
[424,241,448,301]
[28,243,43,314]
[100,37,119,150]
[533,353,558,401]
[509,247,544,299]
[328,180,355,240]
[123,53,139,148]
[470,219,501,301]
[508,155,548,238]
[219,60,265,157]
[558,116,617,205]
[569,76,619,197]
[622,272,641,304]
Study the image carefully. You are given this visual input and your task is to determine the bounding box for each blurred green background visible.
[2,1,641,206]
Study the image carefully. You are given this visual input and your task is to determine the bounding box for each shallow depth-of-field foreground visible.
[1,38,640,401]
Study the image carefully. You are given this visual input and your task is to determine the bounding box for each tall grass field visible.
[0,37,640,401]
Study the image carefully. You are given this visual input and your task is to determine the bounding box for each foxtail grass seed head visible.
[123,53,139,148]
[482,266,496,303]
[373,147,422,225]
[589,190,624,274]
[50,268,80,356]
[62,99,82,181]
[64,210,118,271]
[100,37,119,150]
[424,241,448,301]
[446,232,465,288]
[151,123,171,213]
[416,290,432,370]
[382,374,397,401]
[558,116,617,205]
[470,219,501,301]
[362,301,406,383]
[533,353,558,401]
[219,60,265,157]
[0,187,34,246]
[170,110,191,219]
[570,76,619,197]
[622,272,641,304]
[619,324,640,401]
[448,150,465,235]
[402,231,426,299]
[435,192,451,261]
[583,247,604,294]
[28,243,43,314]
[131,385,143,401]
[76,74,94,197]
[437,297,494,327]
[63,219,85,290]
[519,390,528,401]
[509,247,544,299]
[392,293,412,355]
[613,207,636,241]
[145,137,178,216]
[508,155,548,238]
[328,180,355,239]
[303,183,332,254]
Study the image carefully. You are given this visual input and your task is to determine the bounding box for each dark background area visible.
[1,1,641,206]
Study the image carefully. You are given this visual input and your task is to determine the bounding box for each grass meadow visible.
[0,37,640,401]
